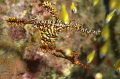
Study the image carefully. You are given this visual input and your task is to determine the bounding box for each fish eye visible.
[72,9,77,14]
[91,3,94,6]
[87,59,90,63]
[64,22,69,25]
[91,37,97,42]
[100,53,106,59]
[101,37,106,42]
[115,69,120,75]
[72,9,75,12]
[115,11,120,15]
[105,19,110,23]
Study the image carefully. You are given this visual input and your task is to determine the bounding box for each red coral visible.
[8,26,25,41]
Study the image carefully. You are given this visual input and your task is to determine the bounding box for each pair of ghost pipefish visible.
[5,1,101,70]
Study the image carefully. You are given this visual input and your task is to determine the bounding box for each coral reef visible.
[0,0,120,79]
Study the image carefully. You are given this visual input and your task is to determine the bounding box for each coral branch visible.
[52,48,91,70]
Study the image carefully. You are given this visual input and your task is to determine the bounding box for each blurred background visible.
[0,0,120,79]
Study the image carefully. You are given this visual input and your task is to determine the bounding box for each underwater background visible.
[0,0,120,79]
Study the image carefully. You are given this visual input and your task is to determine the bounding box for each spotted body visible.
[5,16,101,46]
[5,17,26,27]
[5,1,101,70]
[42,1,57,18]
